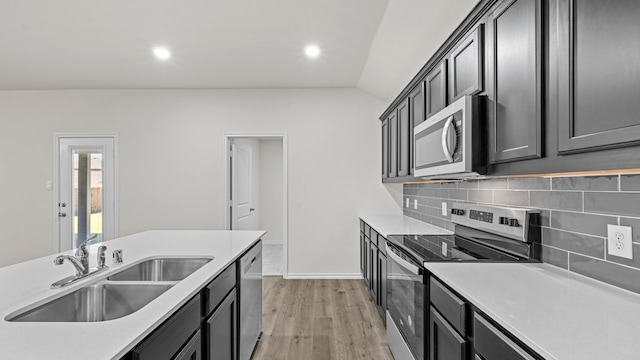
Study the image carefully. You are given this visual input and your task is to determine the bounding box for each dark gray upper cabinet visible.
[409,81,425,128]
[448,25,484,103]
[388,111,398,178]
[381,119,389,180]
[556,0,640,154]
[397,99,410,177]
[425,60,448,119]
[486,0,543,164]
[408,83,424,176]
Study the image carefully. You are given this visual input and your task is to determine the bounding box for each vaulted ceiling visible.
[1,0,478,101]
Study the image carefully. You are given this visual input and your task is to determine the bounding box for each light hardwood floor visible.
[253,276,394,360]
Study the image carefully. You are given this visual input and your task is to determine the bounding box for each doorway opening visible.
[53,134,118,252]
[224,133,288,278]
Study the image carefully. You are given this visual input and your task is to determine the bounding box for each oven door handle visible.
[386,243,420,275]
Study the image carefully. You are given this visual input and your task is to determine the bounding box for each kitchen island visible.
[0,230,264,360]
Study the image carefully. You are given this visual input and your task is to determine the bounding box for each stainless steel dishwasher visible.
[239,240,262,360]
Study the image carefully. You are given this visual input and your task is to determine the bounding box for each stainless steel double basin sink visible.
[7,257,212,322]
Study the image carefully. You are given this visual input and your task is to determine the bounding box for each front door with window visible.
[55,135,116,251]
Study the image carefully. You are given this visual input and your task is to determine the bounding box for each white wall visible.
[258,139,283,243]
[0,88,402,276]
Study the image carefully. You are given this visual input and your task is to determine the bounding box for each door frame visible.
[224,133,289,278]
[53,133,119,253]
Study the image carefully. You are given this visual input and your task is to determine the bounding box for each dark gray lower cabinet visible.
[131,296,201,360]
[473,313,536,360]
[359,220,387,323]
[175,331,202,360]
[207,289,237,360]
[486,0,543,164]
[429,307,466,360]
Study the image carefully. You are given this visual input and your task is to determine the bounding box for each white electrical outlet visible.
[607,225,633,259]
[414,199,418,210]
[441,202,448,216]
[442,242,448,256]
[406,198,409,208]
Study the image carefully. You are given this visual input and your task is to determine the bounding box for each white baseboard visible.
[261,239,283,245]
[284,273,363,280]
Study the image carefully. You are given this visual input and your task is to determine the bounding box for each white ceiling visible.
[1,0,479,100]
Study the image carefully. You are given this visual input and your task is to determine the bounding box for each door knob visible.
[250,208,255,212]
[58,212,67,218]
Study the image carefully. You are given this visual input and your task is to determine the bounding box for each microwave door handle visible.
[441,115,455,163]
[386,243,420,276]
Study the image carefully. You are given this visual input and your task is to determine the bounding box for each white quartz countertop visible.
[0,230,265,360]
[359,214,452,237]
[425,262,640,360]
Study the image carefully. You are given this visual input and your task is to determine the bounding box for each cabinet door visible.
[360,231,365,276]
[429,307,466,360]
[449,25,484,103]
[388,111,398,178]
[378,251,387,314]
[370,243,379,300]
[397,99,411,177]
[556,0,640,154]
[486,0,542,163]
[426,61,447,119]
[174,330,202,360]
[381,119,389,180]
[206,289,237,360]
[364,236,371,288]
[408,83,425,176]
[474,313,536,360]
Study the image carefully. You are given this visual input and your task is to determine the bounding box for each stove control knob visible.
[450,208,465,216]
[509,218,520,227]
[499,216,509,225]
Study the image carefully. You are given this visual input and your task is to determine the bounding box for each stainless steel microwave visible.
[413,95,485,178]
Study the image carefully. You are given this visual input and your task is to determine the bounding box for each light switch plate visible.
[441,202,448,216]
[414,199,418,210]
[607,224,633,259]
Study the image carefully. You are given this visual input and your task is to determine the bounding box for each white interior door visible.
[231,141,253,230]
[56,135,116,251]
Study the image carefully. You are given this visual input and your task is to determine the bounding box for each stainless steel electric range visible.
[385,203,541,360]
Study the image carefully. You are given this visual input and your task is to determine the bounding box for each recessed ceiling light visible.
[152,47,172,61]
[304,45,320,58]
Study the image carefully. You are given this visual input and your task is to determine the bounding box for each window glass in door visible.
[57,136,116,252]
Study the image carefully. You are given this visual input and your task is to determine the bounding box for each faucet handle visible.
[97,245,108,269]
[75,234,98,258]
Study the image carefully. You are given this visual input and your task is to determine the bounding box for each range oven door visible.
[386,242,425,360]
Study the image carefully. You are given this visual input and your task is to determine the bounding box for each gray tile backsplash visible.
[403,173,640,295]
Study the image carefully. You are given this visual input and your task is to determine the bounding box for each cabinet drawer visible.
[364,224,371,240]
[370,229,379,247]
[429,278,466,335]
[205,263,237,316]
[132,295,201,360]
[474,313,536,360]
[360,219,365,233]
